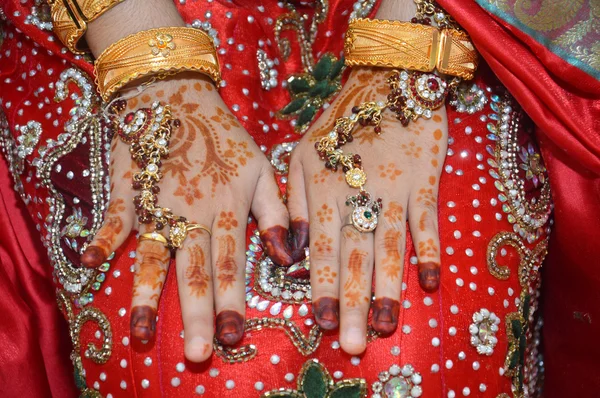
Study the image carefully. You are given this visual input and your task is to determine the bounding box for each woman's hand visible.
[81,75,293,362]
[287,68,447,354]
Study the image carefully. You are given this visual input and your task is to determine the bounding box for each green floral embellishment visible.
[263,359,367,398]
[278,54,345,134]
[505,291,531,395]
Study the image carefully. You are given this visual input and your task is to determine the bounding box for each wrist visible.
[87,0,185,57]
[375,0,417,21]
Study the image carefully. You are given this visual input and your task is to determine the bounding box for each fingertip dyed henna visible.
[80,245,107,268]
[215,310,244,345]
[312,297,340,330]
[131,305,157,340]
[418,261,440,293]
[372,297,400,335]
[290,218,309,263]
[260,225,294,266]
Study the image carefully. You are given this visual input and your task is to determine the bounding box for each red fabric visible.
[3,0,595,396]
[0,2,553,395]
[436,1,600,396]
[0,155,77,398]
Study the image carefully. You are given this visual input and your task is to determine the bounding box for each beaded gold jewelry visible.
[344,18,478,80]
[95,27,220,101]
[112,99,192,249]
[315,68,452,232]
[49,0,125,54]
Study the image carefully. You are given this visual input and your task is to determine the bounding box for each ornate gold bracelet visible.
[344,18,478,80]
[49,0,125,54]
[95,27,221,101]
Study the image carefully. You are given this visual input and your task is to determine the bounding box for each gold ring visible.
[187,223,212,237]
[139,231,169,246]
[341,207,379,233]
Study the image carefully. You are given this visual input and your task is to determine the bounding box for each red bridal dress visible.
[0,0,596,397]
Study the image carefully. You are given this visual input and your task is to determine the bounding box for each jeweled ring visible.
[139,231,169,246]
[342,208,379,233]
[343,190,383,233]
[187,223,212,237]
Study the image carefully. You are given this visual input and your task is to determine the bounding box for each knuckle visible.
[310,250,339,265]
[341,305,368,319]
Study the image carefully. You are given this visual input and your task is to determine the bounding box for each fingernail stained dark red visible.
[372,297,400,335]
[216,310,244,346]
[418,261,440,293]
[290,218,309,263]
[260,226,294,266]
[80,245,106,268]
[131,306,156,340]
[313,297,339,330]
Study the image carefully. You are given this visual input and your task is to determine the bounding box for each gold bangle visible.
[344,18,478,80]
[95,27,221,101]
[49,0,125,54]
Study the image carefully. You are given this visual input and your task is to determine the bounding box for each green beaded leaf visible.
[511,319,523,338]
[320,83,341,99]
[519,334,527,363]
[74,368,87,390]
[329,57,345,80]
[509,350,520,370]
[302,362,328,398]
[280,97,308,115]
[297,105,317,128]
[289,76,312,94]
[328,383,366,398]
[517,370,524,392]
[522,294,531,320]
[309,80,329,97]
[313,55,334,81]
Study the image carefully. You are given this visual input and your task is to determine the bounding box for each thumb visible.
[251,163,294,266]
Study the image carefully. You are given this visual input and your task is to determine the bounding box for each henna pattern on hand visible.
[216,235,237,291]
[344,249,369,307]
[371,297,400,335]
[313,169,333,185]
[185,245,210,298]
[211,107,241,130]
[217,211,239,231]
[317,204,333,223]
[315,233,333,255]
[378,163,403,181]
[224,138,254,166]
[132,241,170,298]
[309,69,387,142]
[382,229,402,281]
[418,238,439,258]
[312,297,340,330]
[384,202,404,224]
[316,266,337,284]
[173,174,203,205]
[401,141,423,158]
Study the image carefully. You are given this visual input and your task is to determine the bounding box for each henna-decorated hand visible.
[288,68,448,355]
[81,75,293,362]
